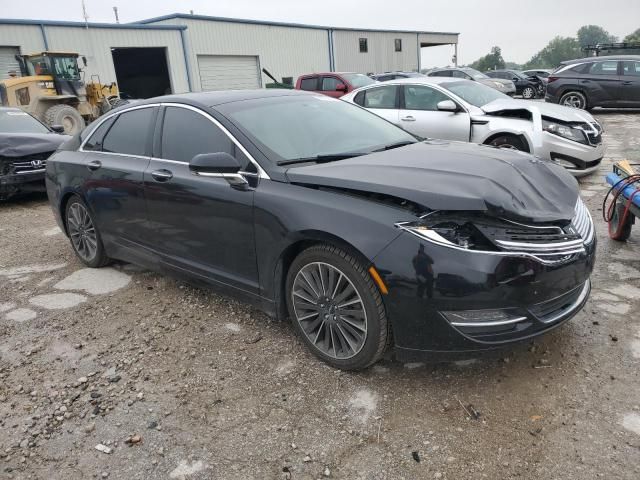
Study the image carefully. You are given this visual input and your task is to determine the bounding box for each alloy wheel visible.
[562,94,585,109]
[291,262,367,359]
[522,87,535,99]
[67,202,98,262]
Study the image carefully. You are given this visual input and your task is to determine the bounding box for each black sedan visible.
[46,90,595,370]
[485,69,544,99]
[0,107,69,200]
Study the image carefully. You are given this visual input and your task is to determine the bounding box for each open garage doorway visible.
[111,47,171,99]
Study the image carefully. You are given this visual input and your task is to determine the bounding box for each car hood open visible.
[285,141,579,224]
[482,99,598,123]
[0,133,71,158]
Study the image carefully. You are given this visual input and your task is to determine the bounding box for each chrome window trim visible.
[78,101,270,180]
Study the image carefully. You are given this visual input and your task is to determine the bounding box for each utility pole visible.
[113,7,120,24]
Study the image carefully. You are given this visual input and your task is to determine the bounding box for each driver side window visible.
[403,85,451,111]
[160,107,249,169]
[361,86,398,109]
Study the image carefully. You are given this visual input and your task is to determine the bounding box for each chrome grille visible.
[12,159,47,173]
[572,198,594,244]
[0,152,51,174]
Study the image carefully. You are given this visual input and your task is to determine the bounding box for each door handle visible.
[622,81,633,85]
[151,169,173,182]
[87,160,102,171]
[401,116,416,122]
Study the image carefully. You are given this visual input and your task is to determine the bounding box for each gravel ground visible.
[1,110,640,480]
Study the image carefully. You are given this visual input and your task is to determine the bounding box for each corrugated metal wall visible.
[0,24,46,55]
[150,18,331,91]
[332,30,419,74]
[42,26,189,93]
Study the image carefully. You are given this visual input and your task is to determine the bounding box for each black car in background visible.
[46,90,595,370]
[523,69,553,79]
[545,55,640,110]
[370,71,425,81]
[485,69,543,99]
[0,107,69,200]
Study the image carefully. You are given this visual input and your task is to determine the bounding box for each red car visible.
[295,72,376,98]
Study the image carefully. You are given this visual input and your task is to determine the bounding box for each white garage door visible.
[0,47,20,80]
[197,55,260,91]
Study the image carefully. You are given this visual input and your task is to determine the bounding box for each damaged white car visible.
[342,77,604,177]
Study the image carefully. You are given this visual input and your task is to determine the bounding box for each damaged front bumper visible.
[1,157,48,199]
[534,131,604,177]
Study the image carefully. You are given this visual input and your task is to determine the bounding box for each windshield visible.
[0,110,50,134]
[52,56,80,80]
[342,73,376,88]
[462,68,489,80]
[441,81,510,107]
[220,95,416,164]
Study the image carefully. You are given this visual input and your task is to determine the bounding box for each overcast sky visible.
[3,0,639,67]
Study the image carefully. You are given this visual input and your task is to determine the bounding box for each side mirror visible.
[189,152,240,174]
[436,100,458,112]
[189,152,249,189]
[512,77,519,82]
[336,83,348,93]
[82,56,87,67]
[50,125,65,133]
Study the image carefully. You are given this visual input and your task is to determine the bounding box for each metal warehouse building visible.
[0,13,458,98]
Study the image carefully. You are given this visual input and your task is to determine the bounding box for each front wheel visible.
[285,244,388,370]
[65,195,110,267]
[487,134,528,152]
[560,91,587,110]
[522,86,536,99]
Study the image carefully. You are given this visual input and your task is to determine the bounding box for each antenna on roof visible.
[190,10,194,15]
[81,0,89,29]
[113,6,120,24]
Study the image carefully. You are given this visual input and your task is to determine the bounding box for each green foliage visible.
[470,46,505,72]
[577,25,617,47]
[523,36,582,70]
[624,28,640,43]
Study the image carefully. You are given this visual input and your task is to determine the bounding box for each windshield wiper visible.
[277,152,367,166]
[373,140,418,152]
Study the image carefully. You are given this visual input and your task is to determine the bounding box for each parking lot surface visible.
[1,110,640,480]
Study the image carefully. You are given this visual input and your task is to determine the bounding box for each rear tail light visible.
[547,76,559,83]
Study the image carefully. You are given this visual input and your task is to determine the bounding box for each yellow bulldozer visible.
[0,51,127,135]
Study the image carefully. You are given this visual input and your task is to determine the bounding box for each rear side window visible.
[622,61,640,77]
[160,107,246,167]
[102,108,154,156]
[430,70,451,77]
[588,61,619,75]
[83,117,115,151]
[451,70,468,79]
[353,91,365,106]
[362,86,398,109]
[299,77,318,91]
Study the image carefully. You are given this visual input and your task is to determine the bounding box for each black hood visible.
[285,141,579,223]
[0,133,71,158]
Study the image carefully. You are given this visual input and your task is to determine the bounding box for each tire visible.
[285,244,389,370]
[65,195,110,267]
[487,134,528,152]
[44,104,85,135]
[559,91,588,110]
[522,86,536,99]
[608,201,633,241]
[109,98,129,109]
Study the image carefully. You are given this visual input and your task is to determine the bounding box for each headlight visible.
[493,81,504,89]
[542,119,588,145]
[397,214,497,251]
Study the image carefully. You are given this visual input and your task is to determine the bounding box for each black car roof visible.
[134,89,312,108]
[561,55,640,64]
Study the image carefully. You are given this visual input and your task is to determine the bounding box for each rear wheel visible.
[487,134,528,152]
[285,244,388,370]
[44,104,85,135]
[65,195,110,267]
[608,201,633,241]
[560,91,587,110]
[522,86,536,99]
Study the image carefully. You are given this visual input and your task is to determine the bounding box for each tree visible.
[523,36,582,69]
[624,28,640,43]
[470,46,505,72]
[577,25,617,47]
